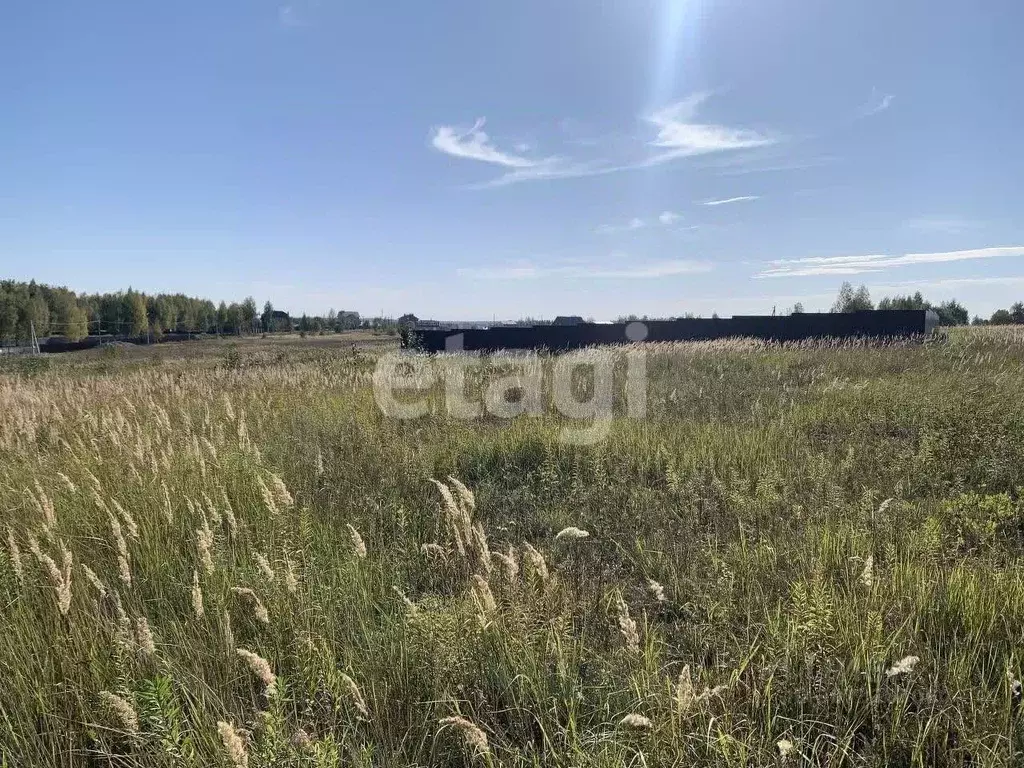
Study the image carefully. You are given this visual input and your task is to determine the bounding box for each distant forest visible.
[0,278,1018,345]
[0,280,370,344]
[827,282,1021,327]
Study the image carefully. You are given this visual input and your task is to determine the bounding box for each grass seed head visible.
[236,648,277,696]
[99,691,139,734]
[614,593,640,653]
[109,514,131,585]
[618,713,653,729]
[471,574,497,615]
[217,721,249,768]
[346,524,367,559]
[646,579,667,603]
[420,543,448,559]
[269,473,293,509]
[340,673,370,719]
[257,476,278,517]
[284,557,299,594]
[675,664,694,712]
[5,527,23,586]
[33,482,57,532]
[83,564,107,599]
[191,570,204,619]
[254,552,275,583]
[56,472,77,494]
[223,610,235,652]
[555,526,590,541]
[860,555,874,587]
[135,617,156,657]
[393,586,419,616]
[438,715,489,756]
[491,546,519,583]
[522,542,549,584]
[886,655,920,678]
[30,537,73,615]
[447,476,475,511]
[231,587,270,625]
[196,525,215,576]
[110,499,139,540]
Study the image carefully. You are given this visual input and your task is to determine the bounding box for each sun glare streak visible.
[650,0,700,112]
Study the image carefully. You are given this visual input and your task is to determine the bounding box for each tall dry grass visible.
[1,330,1024,765]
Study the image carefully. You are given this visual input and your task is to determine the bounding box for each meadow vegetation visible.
[3,327,1024,766]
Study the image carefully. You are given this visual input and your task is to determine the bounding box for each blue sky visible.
[2,0,1022,320]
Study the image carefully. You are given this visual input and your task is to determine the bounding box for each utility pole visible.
[30,320,40,355]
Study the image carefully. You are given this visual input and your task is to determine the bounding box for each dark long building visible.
[406,310,940,353]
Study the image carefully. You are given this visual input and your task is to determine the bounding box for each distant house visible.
[398,313,419,326]
[553,315,585,326]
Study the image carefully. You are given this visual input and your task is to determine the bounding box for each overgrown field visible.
[4,328,1024,767]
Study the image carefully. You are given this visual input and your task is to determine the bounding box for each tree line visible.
[2,276,1013,345]
[0,280,262,343]
[0,280,380,345]
[829,282,969,324]
[977,303,1024,326]
[830,282,1024,326]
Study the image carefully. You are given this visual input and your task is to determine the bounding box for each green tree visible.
[935,300,969,326]
[0,287,20,343]
[337,310,361,330]
[50,289,90,341]
[241,297,258,334]
[216,302,228,334]
[831,282,873,313]
[65,305,89,341]
[878,291,928,311]
[124,290,148,336]
[991,309,1013,325]
[1010,302,1024,325]
[22,291,51,338]
[198,301,216,333]
[225,303,243,334]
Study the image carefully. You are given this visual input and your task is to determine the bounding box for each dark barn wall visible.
[406,310,936,353]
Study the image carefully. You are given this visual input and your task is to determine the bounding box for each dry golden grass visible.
[1,329,1024,765]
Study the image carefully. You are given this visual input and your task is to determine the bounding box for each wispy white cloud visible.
[858,88,895,118]
[457,257,711,280]
[469,160,609,189]
[431,119,549,169]
[754,246,1024,278]
[905,216,980,235]
[590,260,711,278]
[701,195,760,206]
[434,93,780,187]
[595,211,685,234]
[595,217,646,235]
[697,144,836,176]
[714,156,836,176]
[874,275,1024,291]
[642,93,776,166]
